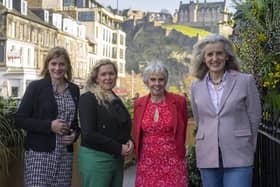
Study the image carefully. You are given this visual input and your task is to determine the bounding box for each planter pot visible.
[0,144,82,187]
[186,118,196,146]
[72,141,82,187]
[0,148,24,187]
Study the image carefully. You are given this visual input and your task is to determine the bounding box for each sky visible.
[97,0,236,13]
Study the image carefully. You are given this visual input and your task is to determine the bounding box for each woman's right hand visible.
[121,144,129,156]
[51,119,70,135]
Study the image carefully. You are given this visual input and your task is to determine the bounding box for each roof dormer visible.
[2,0,13,10]
[12,0,27,15]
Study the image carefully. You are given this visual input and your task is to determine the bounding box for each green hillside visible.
[122,22,202,89]
[162,24,212,37]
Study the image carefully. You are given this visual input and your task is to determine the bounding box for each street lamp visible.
[131,70,134,98]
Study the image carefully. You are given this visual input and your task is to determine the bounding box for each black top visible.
[15,76,80,152]
[79,91,132,156]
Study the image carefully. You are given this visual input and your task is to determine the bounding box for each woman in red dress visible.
[134,62,189,187]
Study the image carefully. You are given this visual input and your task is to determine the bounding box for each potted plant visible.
[0,97,25,186]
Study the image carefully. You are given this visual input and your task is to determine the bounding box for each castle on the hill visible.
[177,0,229,33]
[121,0,232,35]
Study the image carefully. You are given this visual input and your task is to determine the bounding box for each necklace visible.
[150,95,165,103]
[212,79,223,85]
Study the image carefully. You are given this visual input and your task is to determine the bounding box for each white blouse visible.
[207,72,227,113]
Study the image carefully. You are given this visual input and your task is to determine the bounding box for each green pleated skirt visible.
[78,146,124,187]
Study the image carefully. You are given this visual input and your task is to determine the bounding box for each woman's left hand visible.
[61,131,76,145]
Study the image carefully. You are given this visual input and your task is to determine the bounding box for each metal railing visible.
[253,109,280,187]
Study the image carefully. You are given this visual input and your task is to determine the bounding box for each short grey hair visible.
[142,62,168,85]
[191,34,240,80]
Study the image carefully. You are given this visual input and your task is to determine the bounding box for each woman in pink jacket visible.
[190,34,262,187]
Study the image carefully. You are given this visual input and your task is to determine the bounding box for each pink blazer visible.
[133,91,188,160]
[191,71,262,168]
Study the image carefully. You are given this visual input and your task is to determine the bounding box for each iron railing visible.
[253,109,280,187]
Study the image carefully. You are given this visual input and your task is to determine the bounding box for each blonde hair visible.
[191,34,240,80]
[40,47,72,80]
[86,59,118,104]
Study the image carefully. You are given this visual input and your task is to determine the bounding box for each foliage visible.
[185,124,201,187]
[232,0,280,84]
[168,86,180,93]
[161,24,212,37]
[186,144,202,187]
[123,98,134,118]
[186,96,193,118]
[123,22,192,91]
[232,0,280,123]
[0,97,24,175]
[261,0,280,122]
[262,62,280,122]
[0,97,19,114]
[262,88,280,123]
[232,0,266,86]
[183,75,196,118]
[263,61,280,114]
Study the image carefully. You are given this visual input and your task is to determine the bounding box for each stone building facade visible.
[144,12,173,24]
[29,0,127,80]
[122,9,145,21]
[177,0,229,33]
[0,0,126,98]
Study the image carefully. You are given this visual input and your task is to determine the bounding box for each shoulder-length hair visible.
[86,59,118,104]
[86,59,118,87]
[40,47,72,81]
[191,34,240,80]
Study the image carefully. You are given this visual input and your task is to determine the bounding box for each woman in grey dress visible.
[15,47,80,186]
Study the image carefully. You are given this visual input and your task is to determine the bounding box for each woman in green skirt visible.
[78,59,134,187]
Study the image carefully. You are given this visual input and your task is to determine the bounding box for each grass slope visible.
[162,24,212,37]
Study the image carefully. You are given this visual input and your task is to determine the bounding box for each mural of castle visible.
[177,0,228,33]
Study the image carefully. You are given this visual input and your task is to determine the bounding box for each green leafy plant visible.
[186,126,202,187]
[0,97,24,175]
[122,98,136,168]
[263,62,280,115]
[232,0,280,124]
[232,0,266,86]
[232,0,280,82]
[123,98,134,118]
[262,87,280,124]
[186,95,193,118]
[186,144,202,187]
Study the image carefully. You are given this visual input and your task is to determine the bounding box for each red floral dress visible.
[135,100,188,187]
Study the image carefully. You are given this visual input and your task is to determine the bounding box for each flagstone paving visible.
[123,164,136,187]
